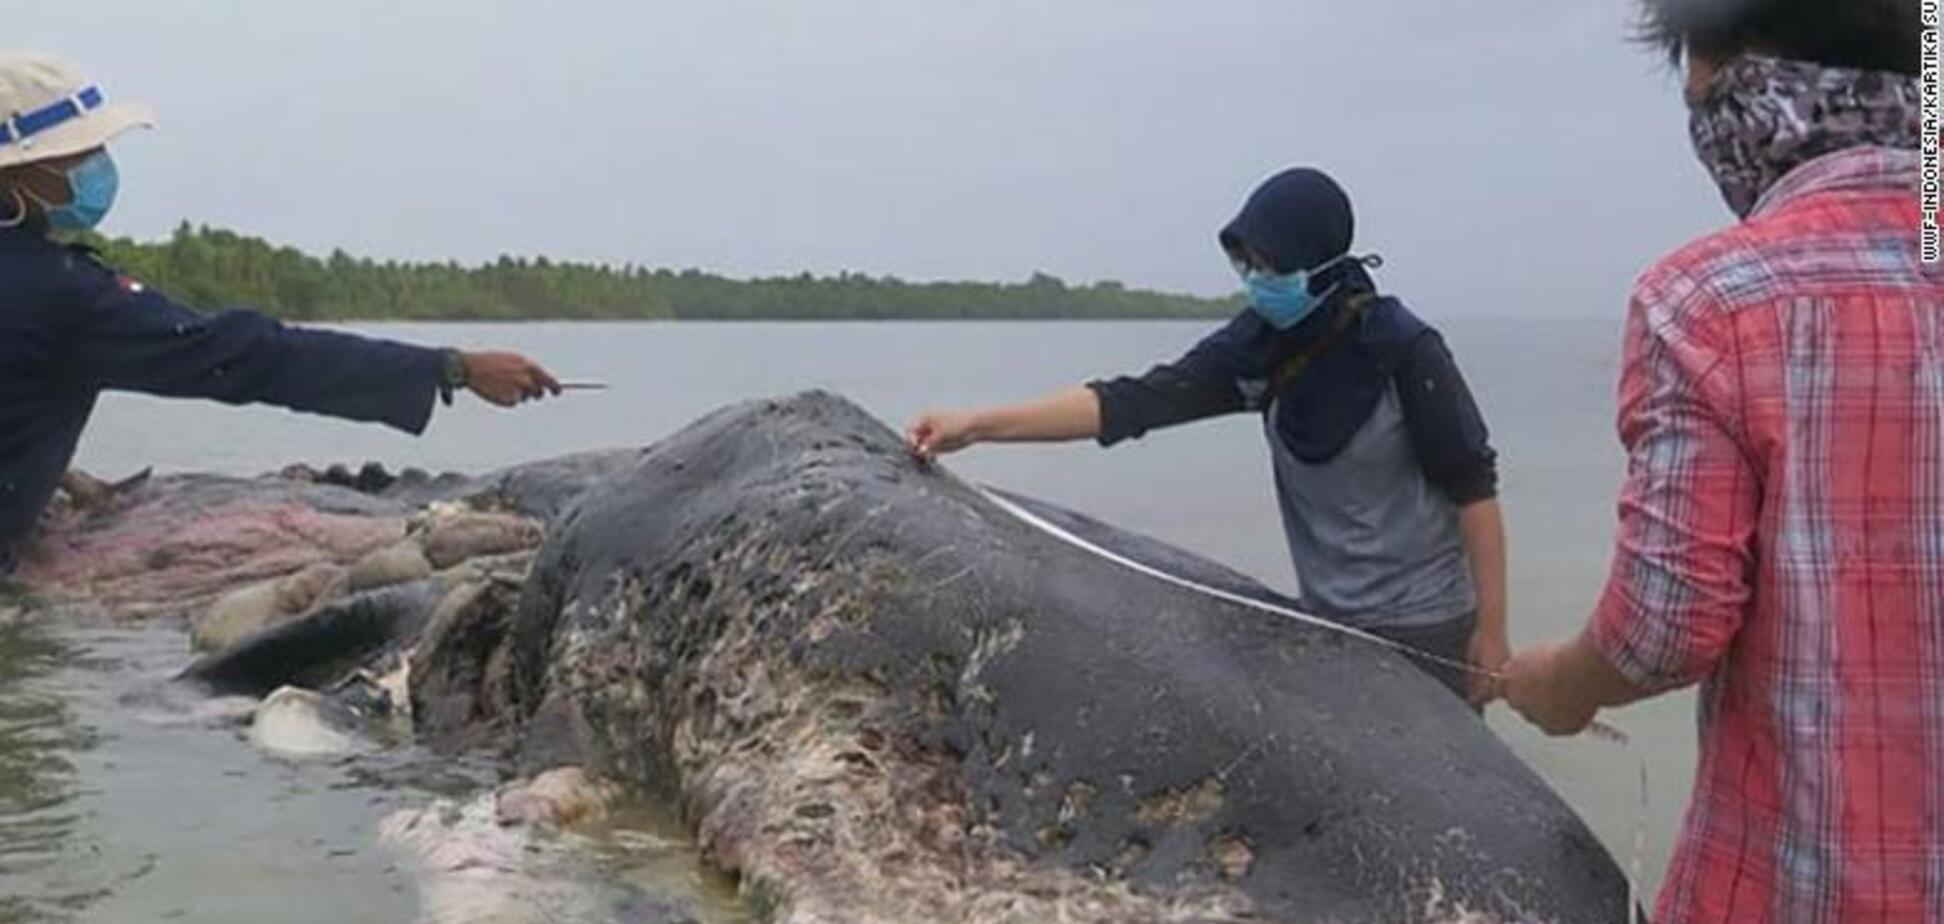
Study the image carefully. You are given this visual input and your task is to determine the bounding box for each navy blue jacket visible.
[1086,298,1499,506]
[0,226,445,553]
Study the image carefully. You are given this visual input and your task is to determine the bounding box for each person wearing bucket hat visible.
[904,167,1509,707]
[0,53,563,573]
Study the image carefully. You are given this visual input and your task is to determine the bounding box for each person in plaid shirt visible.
[1501,1,1939,922]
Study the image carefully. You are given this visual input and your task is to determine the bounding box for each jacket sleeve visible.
[56,256,446,435]
[1085,312,1272,446]
[1393,331,1499,505]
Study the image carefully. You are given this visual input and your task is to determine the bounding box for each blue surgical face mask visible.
[1238,253,1348,330]
[29,151,120,232]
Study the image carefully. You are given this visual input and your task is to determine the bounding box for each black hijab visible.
[1219,168,1427,464]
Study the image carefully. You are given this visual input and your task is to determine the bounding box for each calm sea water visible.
[5,320,1697,920]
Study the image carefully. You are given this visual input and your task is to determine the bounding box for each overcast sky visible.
[25,1,1726,315]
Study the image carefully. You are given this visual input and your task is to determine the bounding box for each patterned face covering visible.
[1688,55,1920,218]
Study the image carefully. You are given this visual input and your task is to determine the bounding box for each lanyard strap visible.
[0,85,105,149]
[1271,291,1376,393]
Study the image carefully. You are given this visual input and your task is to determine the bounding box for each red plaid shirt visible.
[1592,146,1944,924]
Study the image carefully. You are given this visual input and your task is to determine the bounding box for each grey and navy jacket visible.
[1086,297,1498,628]
[0,225,446,558]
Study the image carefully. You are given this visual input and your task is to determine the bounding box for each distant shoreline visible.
[87,223,1236,323]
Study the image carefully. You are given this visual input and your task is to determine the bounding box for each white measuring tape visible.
[973,485,1485,676]
[971,482,1650,923]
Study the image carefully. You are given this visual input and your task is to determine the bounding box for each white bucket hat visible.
[0,52,155,170]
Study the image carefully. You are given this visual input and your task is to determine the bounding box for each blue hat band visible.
[0,85,106,149]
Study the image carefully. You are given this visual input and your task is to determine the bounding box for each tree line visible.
[83,223,1235,322]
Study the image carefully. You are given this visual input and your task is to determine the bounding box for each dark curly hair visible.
[1638,0,1919,75]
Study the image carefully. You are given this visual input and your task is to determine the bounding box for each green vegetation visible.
[84,223,1235,322]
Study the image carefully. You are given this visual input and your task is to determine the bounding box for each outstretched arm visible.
[906,313,1271,462]
[56,255,557,430]
[1503,281,1755,735]
[907,386,1101,462]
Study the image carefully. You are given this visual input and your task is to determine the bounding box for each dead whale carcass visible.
[503,391,1633,924]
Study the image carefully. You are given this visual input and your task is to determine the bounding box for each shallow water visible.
[0,621,746,924]
[3,319,1696,920]
[0,623,421,923]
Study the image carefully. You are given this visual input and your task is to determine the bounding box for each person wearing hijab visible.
[0,52,562,575]
[905,167,1508,705]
